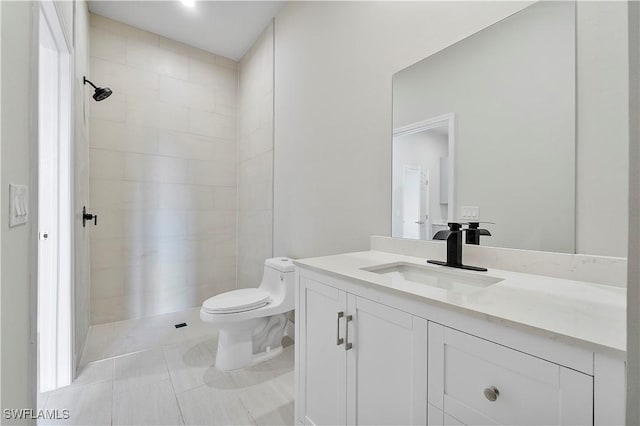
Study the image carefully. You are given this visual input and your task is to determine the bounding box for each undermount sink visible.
[362,262,503,293]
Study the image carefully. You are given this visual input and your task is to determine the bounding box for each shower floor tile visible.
[80,307,212,365]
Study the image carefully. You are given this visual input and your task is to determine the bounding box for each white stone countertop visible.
[294,250,626,355]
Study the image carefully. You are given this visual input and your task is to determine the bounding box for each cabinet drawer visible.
[429,324,593,425]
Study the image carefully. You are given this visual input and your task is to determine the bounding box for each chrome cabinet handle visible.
[345,315,353,350]
[336,312,344,345]
[415,220,425,224]
[483,386,500,402]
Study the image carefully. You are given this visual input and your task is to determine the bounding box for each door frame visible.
[33,0,75,393]
[392,113,456,223]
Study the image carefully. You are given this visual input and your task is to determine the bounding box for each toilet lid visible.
[203,288,271,314]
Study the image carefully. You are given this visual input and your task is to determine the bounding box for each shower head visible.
[93,86,113,102]
[83,77,112,101]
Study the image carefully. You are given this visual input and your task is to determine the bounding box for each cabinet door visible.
[428,323,593,426]
[347,294,428,425]
[298,278,347,425]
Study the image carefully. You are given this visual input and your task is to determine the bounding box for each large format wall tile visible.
[237,23,274,288]
[89,14,238,324]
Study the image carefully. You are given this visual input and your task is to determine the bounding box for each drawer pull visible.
[483,386,500,402]
[336,312,344,345]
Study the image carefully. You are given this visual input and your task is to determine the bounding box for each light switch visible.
[460,206,479,221]
[9,184,29,227]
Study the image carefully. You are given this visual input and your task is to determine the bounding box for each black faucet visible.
[465,222,492,245]
[427,222,488,271]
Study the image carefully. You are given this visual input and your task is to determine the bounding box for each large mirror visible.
[392,2,576,253]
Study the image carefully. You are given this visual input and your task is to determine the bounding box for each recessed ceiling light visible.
[181,0,195,7]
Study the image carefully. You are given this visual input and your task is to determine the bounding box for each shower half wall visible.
[88,15,239,324]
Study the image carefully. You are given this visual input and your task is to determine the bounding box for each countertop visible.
[294,250,626,354]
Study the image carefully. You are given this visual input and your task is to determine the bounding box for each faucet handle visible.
[447,222,463,231]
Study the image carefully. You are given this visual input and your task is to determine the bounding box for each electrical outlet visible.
[460,206,479,220]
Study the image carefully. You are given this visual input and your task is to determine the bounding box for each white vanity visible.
[293,237,626,426]
[294,2,629,423]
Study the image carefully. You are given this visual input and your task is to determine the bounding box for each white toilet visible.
[200,257,295,371]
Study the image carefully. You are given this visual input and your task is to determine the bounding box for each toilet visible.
[200,257,295,371]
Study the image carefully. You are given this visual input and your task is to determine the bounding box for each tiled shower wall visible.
[237,23,275,288]
[88,15,238,324]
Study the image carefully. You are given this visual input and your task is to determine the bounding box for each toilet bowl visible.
[200,257,295,371]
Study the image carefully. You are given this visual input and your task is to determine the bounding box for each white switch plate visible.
[460,206,479,220]
[9,184,29,227]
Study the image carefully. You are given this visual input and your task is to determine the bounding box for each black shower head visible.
[93,86,113,101]
[83,77,112,102]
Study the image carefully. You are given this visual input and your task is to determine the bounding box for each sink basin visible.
[362,262,503,293]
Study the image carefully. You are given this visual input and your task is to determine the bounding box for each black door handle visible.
[83,206,98,227]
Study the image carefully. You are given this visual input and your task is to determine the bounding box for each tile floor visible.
[39,308,295,425]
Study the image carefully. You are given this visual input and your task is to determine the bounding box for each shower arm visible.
[83,77,98,90]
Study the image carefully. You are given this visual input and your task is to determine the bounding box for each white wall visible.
[0,0,2,410]
[88,15,238,324]
[1,0,35,419]
[73,0,91,372]
[237,22,274,288]
[393,2,575,253]
[273,1,533,259]
[627,1,639,422]
[273,1,629,259]
[576,2,629,257]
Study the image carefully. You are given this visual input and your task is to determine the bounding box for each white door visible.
[37,1,74,393]
[402,165,426,239]
[298,278,347,425]
[38,11,60,392]
[346,295,428,425]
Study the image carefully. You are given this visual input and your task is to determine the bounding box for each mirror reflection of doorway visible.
[392,114,454,241]
[401,166,429,240]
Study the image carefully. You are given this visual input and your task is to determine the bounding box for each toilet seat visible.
[202,288,271,314]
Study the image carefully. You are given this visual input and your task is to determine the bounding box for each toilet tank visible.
[260,257,296,302]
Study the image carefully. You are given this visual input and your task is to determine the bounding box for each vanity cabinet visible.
[427,323,592,426]
[297,277,346,425]
[295,266,625,426]
[297,277,428,425]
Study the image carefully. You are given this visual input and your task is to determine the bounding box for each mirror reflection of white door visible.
[401,166,429,239]
[423,171,431,239]
[392,113,455,241]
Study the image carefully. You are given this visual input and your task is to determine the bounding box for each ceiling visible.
[88,1,285,61]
